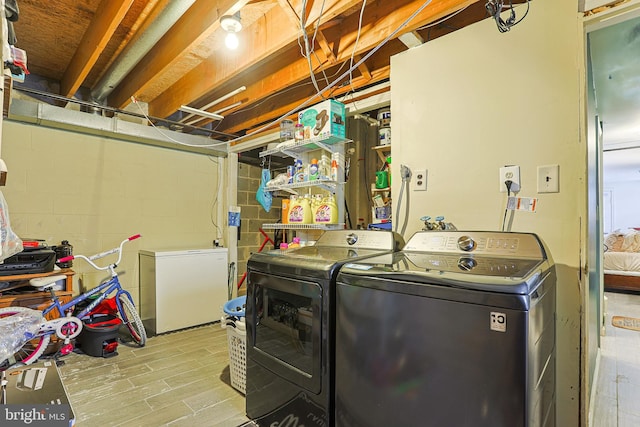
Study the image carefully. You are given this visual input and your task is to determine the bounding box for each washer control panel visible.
[404,231,545,259]
[404,252,540,276]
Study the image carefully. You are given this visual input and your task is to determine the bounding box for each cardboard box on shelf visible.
[298,100,345,143]
[371,205,392,224]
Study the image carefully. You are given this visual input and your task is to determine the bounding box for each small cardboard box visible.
[298,100,345,142]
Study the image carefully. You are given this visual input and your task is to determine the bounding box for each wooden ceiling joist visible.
[315,30,338,63]
[108,0,248,109]
[190,0,476,134]
[60,0,134,98]
[148,0,366,119]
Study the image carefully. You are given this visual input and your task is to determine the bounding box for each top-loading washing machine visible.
[334,230,556,427]
[245,229,405,427]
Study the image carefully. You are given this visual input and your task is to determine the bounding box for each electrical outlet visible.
[413,169,427,191]
[499,165,520,193]
[537,164,559,193]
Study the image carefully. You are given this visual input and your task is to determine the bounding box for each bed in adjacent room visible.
[604,229,640,292]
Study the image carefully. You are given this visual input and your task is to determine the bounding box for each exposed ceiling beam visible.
[276,0,304,27]
[315,30,338,63]
[223,42,398,135]
[60,0,134,97]
[148,0,365,119]
[108,0,248,109]
[241,65,391,138]
[195,0,477,134]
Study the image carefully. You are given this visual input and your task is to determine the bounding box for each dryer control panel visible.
[403,231,547,260]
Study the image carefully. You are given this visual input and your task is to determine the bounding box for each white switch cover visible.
[537,165,559,193]
[414,169,427,191]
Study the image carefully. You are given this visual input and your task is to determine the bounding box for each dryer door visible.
[248,271,322,393]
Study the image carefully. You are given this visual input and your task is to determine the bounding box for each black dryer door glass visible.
[251,271,322,393]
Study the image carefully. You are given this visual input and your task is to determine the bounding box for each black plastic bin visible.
[76,314,122,358]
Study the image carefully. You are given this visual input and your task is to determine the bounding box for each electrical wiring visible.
[486,0,530,33]
[131,97,229,148]
[501,180,513,231]
[231,0,435,145]
[299,0,325,97]
[348,0,368,97]
[229,53,349,117]
[208,155,224,237]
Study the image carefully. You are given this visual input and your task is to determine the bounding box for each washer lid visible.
[249,246,393,280]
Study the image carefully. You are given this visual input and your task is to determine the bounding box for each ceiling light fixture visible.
[221,13,242,50]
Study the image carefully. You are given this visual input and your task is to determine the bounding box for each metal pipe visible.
[91,0,197,102]
[15,87,237,138]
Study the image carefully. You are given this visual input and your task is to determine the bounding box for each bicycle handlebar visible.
[58,234,141,271]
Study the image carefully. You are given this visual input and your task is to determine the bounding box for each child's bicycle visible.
[0,234,147,367]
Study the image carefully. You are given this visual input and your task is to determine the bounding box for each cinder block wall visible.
[1,121,222,306]
[236,163,281,295]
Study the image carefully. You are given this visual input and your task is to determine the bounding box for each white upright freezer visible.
[139,247,228,334]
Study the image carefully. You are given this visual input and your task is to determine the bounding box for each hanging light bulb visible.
[220,13,242,50]
[225,32,239,50]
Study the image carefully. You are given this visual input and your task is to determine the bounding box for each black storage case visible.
[0,248,56,275]
[76,314,121,358]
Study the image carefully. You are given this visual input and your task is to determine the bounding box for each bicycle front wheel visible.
[0,307,51,366]
[117,294,147,347]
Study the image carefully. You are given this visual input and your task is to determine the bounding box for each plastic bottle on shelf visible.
[319,154,330,180]
[311,195,320,224]
[282,198,290,224]
[295,123,304,141]
[314,195,338,224]
[300,195,312,224]
[327,195,338,224]
[309,159,319,181]
[294,159,305,183]
[288,195,300,223]
[330,159,338,181]
[290,195,312,224]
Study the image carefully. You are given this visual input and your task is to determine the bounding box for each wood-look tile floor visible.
[58,323,249,427]
[55,292,640,427]
[592,291,640,427]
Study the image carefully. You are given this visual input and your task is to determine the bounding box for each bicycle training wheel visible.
[0,307,50,367]
[118,293,147,347]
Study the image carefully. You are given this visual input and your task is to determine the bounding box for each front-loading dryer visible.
[245,230,404,427]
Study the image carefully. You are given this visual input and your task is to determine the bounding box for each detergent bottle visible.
[288,195,302,223]
[314,196,329,224]
[311,195,320,224]
[299,194,312,224]
[326,195,339,224]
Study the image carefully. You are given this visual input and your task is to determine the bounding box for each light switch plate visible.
[537,165,559,193]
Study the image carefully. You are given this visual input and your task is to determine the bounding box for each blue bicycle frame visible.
[42,274,135,322]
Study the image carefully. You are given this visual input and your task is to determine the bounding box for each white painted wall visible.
[604,180,640,230]
[1,121,223,305]
[391,0,583,425]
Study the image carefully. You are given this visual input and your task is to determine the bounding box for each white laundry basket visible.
[222,296,247,394]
